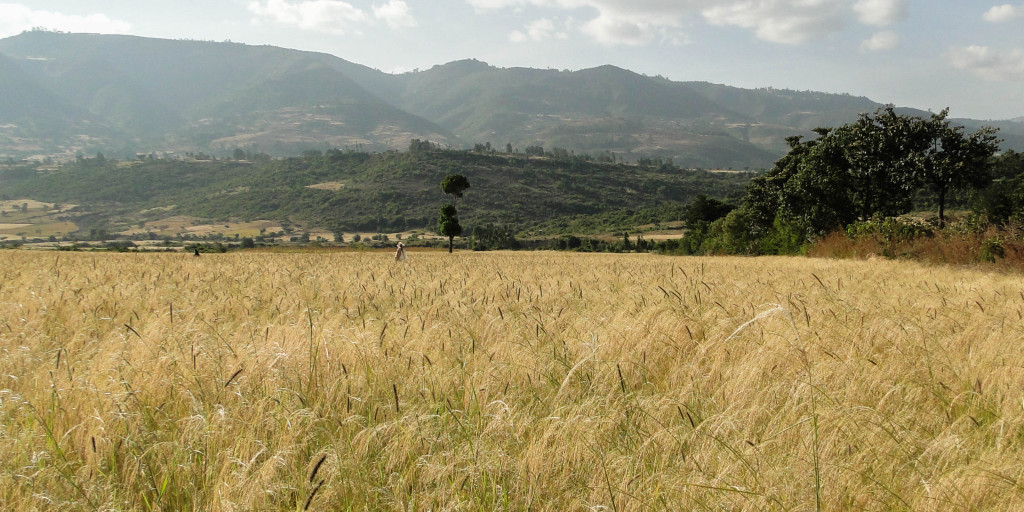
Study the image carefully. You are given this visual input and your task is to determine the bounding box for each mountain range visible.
[2,30,1022,169]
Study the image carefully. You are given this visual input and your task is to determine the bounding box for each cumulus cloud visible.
[580,16,655,45]
[702,1,845,45]
[469,0,705,45]
[373,0,416,28]
[510,18,567,42]
[983,4,1024,22]
[948,45,1024,81]
[248,0,415,33]
[861,30,898,51]
[466,0,918,46]
[0,3,131,37]
[248,0,367,33]
[852,0,907,26]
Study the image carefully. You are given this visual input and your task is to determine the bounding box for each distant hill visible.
[0,148,752,236]
[1,31,1022,166]
[0,31,454,157]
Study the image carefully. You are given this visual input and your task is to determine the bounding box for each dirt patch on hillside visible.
[307,182,345,191]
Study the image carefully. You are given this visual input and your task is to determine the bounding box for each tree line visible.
[668,107,1013,255]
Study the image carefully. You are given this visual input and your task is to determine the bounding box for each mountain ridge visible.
[1,31,1021,166]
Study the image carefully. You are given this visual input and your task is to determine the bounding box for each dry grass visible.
[2,251,1024,510]
[808,226,1024,271]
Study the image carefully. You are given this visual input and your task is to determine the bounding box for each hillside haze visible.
[2,31,1023,167]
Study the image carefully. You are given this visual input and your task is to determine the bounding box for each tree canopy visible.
[438,173,470,253]
[440,174,470,201]
[743,107,1001,242]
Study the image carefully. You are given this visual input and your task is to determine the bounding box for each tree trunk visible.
[448,236,453,253]
[937,188,946,228]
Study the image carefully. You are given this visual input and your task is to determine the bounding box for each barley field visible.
[2,250,1024,511]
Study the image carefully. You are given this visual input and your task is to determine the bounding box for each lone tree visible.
[438,173,470,253]
[441,174,470,204]
[438,203,462,253]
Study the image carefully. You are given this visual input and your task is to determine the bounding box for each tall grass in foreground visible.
[2,250,1024,510]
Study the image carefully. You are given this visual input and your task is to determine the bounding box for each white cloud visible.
[469,0,705,45]
[373,0,416,28]
[948,45,1024,81]
[467,0,918,46]
[510,18,567,42]
[852,0,907,26]
[248,0,416,33]
[861,30,898,51]
[983,4,1024,23]
[467,0,532,8]
[248,0,368,34]
[0,3,131,37]
[581,16,655,45]
[701,1,845,45]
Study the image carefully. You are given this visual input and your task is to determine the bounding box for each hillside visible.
[0,31,455,157]
[0,148,751,238]
[4,31,1021,168]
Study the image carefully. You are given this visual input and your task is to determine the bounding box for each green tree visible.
[919,109,1000,226]
[440,174,470,204]
[990,149,1024,181]
[439,174,470,253]
[744,131,855,239]
[685,194,735,226]
[438,203,462,253]
[409,139,433,152]
[473,223,519,250]
[835,107,930,220]
[745,107,1000,239]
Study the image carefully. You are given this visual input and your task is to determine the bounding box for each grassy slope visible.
[0,151,751,234]
[1,251,1023,510]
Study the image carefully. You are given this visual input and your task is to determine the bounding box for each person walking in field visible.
[395,242,407,262]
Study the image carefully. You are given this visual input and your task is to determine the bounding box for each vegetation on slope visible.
[6,31,1023,166]
[0,146,751,237]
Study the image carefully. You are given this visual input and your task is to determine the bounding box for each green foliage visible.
[918,109,1000,225]
[738,107,1000,251]
[438,173,470,253]
[990,149,1024,180]
[685,194,735,226]
[440,173,470,200]
[4,148,750,238]
[438,203,462,253]
[472,223,519,250]
[972,151,1024,225]
[980,238,1006,263]
[757,217,808,255]
[844,217,934,258]
[845,217,933,244]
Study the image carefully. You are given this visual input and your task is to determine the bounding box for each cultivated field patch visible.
[1,251,1023,510]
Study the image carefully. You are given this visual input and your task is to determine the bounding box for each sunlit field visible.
[2,250,1024,510]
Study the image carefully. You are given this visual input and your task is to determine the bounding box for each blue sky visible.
[1,1,1022,120]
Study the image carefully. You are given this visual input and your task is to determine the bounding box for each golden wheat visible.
[2,250,1024,510]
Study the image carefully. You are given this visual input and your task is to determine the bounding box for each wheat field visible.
[2,250,1024,511]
